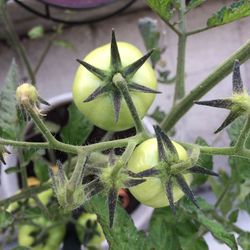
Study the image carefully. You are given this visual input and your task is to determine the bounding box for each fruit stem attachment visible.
[112,73,145,134]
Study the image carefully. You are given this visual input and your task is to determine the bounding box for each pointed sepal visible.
[83,85,109,102]
[194,99,233,110]
[154,125,178,161]
[214,111,239,134]
[124,178,146,188]
[232,60,243,94]
[122,49,154,78]
[76,59,108,80]
[165,178,176,214]
[128,82,161,94]
[110,29,122,71]
[154,125,167,161]
[188,166,219,177]
[38,96,50,106]
[127,168,160,178]
[108,187,118,228]
[175,174,199,209]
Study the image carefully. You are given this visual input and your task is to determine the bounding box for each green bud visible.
[49,160,86,211]
[16,83,38,106]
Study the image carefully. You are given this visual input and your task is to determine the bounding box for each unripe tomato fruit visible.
[73,42,157,131]
[18,217,66,250]
[127,138,192,208]
[76,213,105,247]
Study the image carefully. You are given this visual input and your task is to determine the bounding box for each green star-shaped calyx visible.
[195,60,250,133]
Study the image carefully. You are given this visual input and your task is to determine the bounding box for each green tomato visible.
[127,138,192,208]
[28,189,53,207]
[76,213,105,248]
[18,217,65,250]
[73,42,157,131]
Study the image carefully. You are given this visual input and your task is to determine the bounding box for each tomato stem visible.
[112,73,146,134]
[161,39,250,132]
[173,0,187,104]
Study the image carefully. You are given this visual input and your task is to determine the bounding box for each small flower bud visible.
[16,83,38,106]
[49,160,86,211]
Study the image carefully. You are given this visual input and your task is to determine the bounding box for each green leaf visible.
[241,193,250,214]
[148,206,208,250]
[192,137,213,187]
[0,60,22,140]
[181,199,238,250]
[138,17,161,67]
[238,232,250,250]
[33,160,49,183]
[148,208,182,250]
[22,148,45,165]
[53,39,74,50]
[229,155,250,181]
[187,0,205,12]
[207,0,250,27]
[228,117,250,181]
[228,209,239,223]
[28,25,44,39]
[146,0,179,22]
[227,116,247,144]
[5,166,20,174]
[61,103,93,145]
[149,106,166,123]
[84,195,147,250]
[0,210,13,230]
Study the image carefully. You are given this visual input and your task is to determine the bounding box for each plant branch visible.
[161,39,250,132]
[164,19,182,36]
[0,182,50,207]
[0,2,36,84]
[186,26,211,36]
[173,0,187,103]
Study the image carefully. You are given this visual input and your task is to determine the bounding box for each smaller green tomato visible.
[127,138,192,208]
[28,189,53,207]
[18,217,66,250]
[76,213,105,248]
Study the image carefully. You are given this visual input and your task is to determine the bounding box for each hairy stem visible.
[113,73,146,134]
[0,182,50,207]
[161,39,250,132]
[0,2,36,84]
[173,0,187,103]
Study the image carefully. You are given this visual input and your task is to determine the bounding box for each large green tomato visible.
[127,138,192,208]
[73,42,157,131]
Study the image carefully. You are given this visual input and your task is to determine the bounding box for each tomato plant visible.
[1,1,250,249]
[127,138,192,208]
[73,31,158,131]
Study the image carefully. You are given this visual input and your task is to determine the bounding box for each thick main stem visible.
[161,39,250,132]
